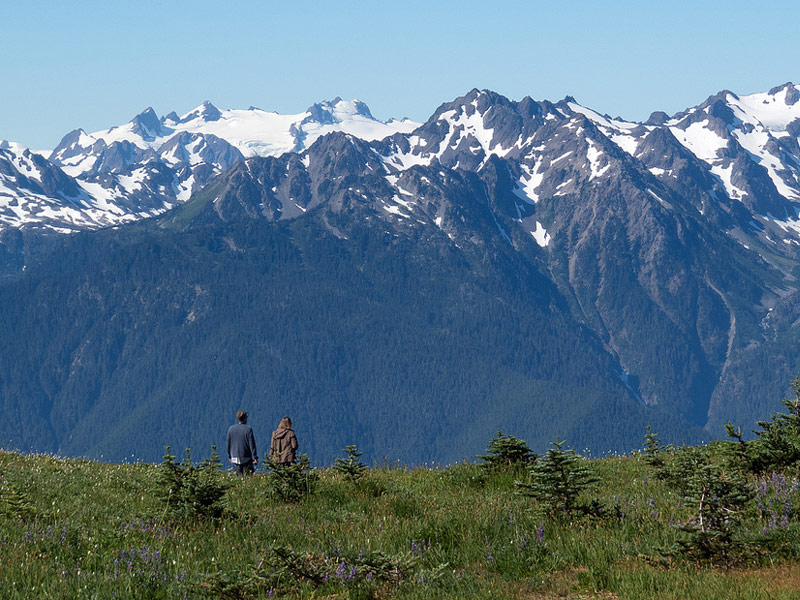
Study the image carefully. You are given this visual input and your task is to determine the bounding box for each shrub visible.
[0,473,35,520]
[199,545,427,598]
[156,446,228,520]
[333,445,368,483]
[742,376,800,474]
[667,449,753,566]
[477,431,535,472]
[264,454,317,503]
[643,425,672,473]
[515,439,598,516]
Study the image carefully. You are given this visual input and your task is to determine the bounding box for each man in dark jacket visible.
[227,411,258,475]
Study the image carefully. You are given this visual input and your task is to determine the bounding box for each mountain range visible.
[2,84,800,464]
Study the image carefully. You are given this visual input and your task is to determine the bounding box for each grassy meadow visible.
[1,443,799,599]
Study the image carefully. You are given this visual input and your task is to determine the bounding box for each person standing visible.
[270,417,298,464]
[227,410,258,475]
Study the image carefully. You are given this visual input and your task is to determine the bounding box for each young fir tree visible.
[747,376,800,474]
[333,445,368,483]
[0,474,35,520]
[200,445,223,471]
[477,431,535,471]
[156,445,228,519]
[643,425,671,472]
[515,439,598,516]
[669,450,753,566]
[155,445,184,515]
[723,421,751,471]
[265,454,317,502]
[185,447,229,519]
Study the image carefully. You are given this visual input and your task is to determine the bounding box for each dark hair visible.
[236,411,248,423]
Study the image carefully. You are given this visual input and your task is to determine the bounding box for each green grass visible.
[1,449,799,599]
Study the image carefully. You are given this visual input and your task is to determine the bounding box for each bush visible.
[199,545,428,599]
[734,376,800,474]
[333,445,368,483]
[156,446,228,520]
[477,431,535,472]
[515,439,598,516]
[0,473,35,520]
[667,449,753,566]
[264,454,317,502]
[643,425,673,473]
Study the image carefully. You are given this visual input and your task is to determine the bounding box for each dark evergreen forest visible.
[0,206,704,464]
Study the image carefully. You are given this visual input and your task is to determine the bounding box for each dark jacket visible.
[227,422,258,463]
[270,427,298,463]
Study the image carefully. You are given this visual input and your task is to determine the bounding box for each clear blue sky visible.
[3,0,799,150]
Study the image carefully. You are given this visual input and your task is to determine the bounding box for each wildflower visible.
[411,539,420,555]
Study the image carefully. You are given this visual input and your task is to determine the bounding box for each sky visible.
[3,0,799,151]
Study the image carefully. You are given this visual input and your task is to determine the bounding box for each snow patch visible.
[529,221,551,247]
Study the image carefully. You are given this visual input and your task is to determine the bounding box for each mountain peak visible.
[180,101,222,123]
[129,107,163,140]
[305,98,375,124]
[768,81,796,95]
[646,110,669,125]
[767,82,800,106]
[162,111,180,125]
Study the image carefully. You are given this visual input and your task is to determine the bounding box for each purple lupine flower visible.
[536,525,544,543]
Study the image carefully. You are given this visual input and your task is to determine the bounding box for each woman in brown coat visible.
[270,417,298,464]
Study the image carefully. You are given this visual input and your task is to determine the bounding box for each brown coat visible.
[270,428,298,463]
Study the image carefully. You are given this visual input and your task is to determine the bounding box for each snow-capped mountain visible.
[183,84,800,427]
[4,85,800,254]
[561,83,800,249]
[6,83,800,462]
[0,98,419,234]
[0,140,145,232]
